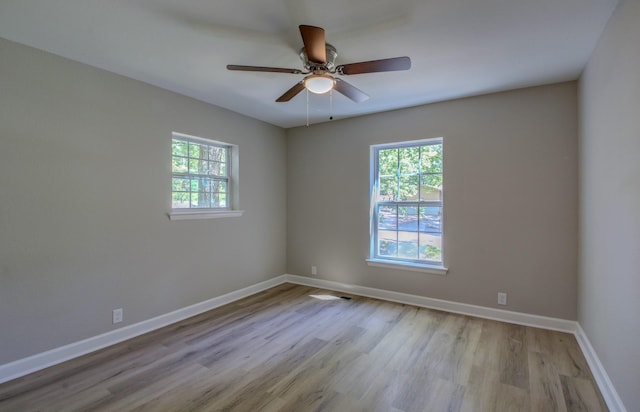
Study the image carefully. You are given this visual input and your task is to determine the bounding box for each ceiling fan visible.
[227,25,411,103]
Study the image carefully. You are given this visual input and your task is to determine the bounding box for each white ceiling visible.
[0,0,617,128]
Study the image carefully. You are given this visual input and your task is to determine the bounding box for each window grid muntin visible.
[172,135,230,210]
[373,140,443,265]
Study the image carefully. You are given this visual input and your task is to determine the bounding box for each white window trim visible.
[369,137,445,271]
[170,132,241,220]
[365,258,448,275]
[168,210,244,220]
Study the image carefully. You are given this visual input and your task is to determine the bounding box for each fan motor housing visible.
[299,44,338,71]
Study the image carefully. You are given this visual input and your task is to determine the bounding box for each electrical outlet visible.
[311,266,317,276]
[112,308,123,324]
[498,293,507,306]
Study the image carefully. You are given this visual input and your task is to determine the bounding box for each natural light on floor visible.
[309,294,342,301]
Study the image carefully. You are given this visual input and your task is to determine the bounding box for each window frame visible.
[169,132,243,220]
[367,138,448,275]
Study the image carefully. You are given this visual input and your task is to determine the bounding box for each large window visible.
[370,139,444,268]
[171,133,231,211]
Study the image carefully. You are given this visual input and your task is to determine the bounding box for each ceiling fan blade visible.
[227,65,303,74]
[276,82,306,102]
[333,78,369,103]
[299,25,326,64]
[336,56,411,75]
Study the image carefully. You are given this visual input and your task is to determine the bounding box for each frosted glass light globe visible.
[304,75,335,94]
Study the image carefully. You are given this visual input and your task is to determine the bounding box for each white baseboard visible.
[284,274,577,333]
[1,273,625,412]
[575,324,627,412]
[0,275,288,385]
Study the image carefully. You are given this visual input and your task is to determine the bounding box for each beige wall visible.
[0,38,287,364]
[287,82,579,319]
[579,0,640,410]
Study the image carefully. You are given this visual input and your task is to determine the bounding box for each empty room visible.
[0,0,638,411]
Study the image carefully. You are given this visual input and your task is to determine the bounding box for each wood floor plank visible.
[418,315,482,385]
[529,351,569,412]
[499,323,530,390]
[330,306,424,401]
[127,365,248,412]
[560,374,608,412]
[367,306,437,373]
[96,363,210,412]
[0,342,172,411]
[392,373,466,412]
[461,366,530,412]
[358,365,404,410]
[0,283,607,412]
[266,332,365,399]
[202,337,330,411]
[472,318,504,371]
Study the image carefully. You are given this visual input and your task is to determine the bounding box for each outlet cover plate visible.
[498,293,507,305]
[112,308,123,324]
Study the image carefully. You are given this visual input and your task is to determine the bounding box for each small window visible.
[370,139,444,270]
[170,133,242,220]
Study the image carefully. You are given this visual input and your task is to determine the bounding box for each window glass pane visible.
[399,146,420,175]
[189,142,203,159]
[419,232,442,261]
[208,161,226,177]
[201,161,213,176]
[172,178,189,191]
[195,177,226,208]
[419,206,442,233]
[378,205,397,230]
[215,181,228,194]
[203,161,214,175]
[398,175,419,201]
[421,173,442,188]
[398,206,418,232]
[379,176,398,201]
[172,156,188,173]
[421,144,442,173]
[196,177,214,192]
[188,159,201,174]
[190,178,199,192]
[189,159,214,175]
[209,146,226,162]
[205,178,216,192]
[202,193,214,208]
[378,149,398,176]
[190,192,213,208]
[202,178,215,194]
[172,140,188,157]
[420,175,442,201]
[172,192,190,208]
[398,231,419,260]
[216,193,228,208]
[378,231,398,258]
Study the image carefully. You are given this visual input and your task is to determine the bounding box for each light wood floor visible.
[0,283,607,411]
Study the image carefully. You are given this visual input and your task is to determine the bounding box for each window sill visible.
[366,259,448,275]
[168,210,244,221]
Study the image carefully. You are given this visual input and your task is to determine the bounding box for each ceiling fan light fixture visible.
[227,25,409,103]
[304,74,335,94]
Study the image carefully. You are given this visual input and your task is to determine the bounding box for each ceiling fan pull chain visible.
[306,88,310,127]
[329,89,334,120]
